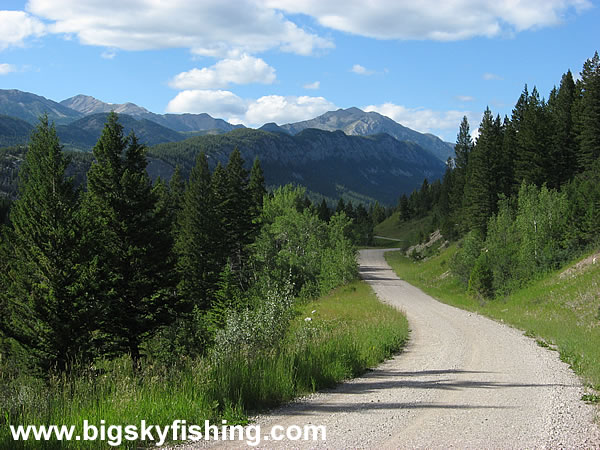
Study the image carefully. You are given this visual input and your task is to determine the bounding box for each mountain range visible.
[60,94,244,133]
[150,127,446,205]
[0,89,454,204]
[271,107,454,163]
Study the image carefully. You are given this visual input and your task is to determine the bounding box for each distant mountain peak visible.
[0,89,83,125]
[60,95,151,116]
[336,106,364,114]
[278,107,454,162]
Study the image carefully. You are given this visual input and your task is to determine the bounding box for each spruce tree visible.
[175,152,219,311]
[248,157,266,219]
[547,71,578,187]
[210,162,232,271]
[462,108,501,234]
[83,112,176,365]
[575,52,600,170]
[1,116,93,371]
[498,115,516,198]
[398,194,410,222]
[225,148,253,271]
[168,166,185,226]
[514,86,552,187]
[317,199,331,222]
[451,116,474,222]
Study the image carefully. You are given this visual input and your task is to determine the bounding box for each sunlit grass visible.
[0,280,408,449]
[374,212,433,247]
[385,247,600,390]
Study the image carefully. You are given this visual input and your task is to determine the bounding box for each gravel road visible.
[179,248,600,449]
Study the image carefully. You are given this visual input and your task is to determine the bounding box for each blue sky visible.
[0,0,598,141]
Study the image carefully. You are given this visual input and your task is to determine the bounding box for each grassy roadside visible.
[385,245,600,392]
[374,212,435,248]
[1,280,408,449]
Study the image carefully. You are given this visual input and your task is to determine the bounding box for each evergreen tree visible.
[575,51,600,170]
[83,112,176,365]
[547,71,578,187]
[169,165,185,213]
[175,152,219,312]
[498,115,516,198]
[463,108,500,234]
[450,116,473,225]
[371,201,386,225]
[0,197,11,225]
[225,148,253,272]
[398,194,410,222]
[248,157,266,220]
[437,165,453,234]
[353,203,374,245]
[210,162,231,264]
[0,116,93,371]
[317,199,331,222]
[514,86,552,187]
[344,200,355,221]
[335,198,346,215]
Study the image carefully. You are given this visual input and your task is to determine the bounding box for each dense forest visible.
[397,51,600,298]
[0,112,365,377]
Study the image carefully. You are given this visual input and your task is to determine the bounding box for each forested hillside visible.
[150,127,445,204]
[394,51,600,299]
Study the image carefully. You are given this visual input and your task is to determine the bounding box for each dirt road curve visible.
[188,249,600,449]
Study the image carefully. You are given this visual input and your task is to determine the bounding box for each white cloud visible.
[101,50,116,60]
[170,54,276,89]
[243,95,336,126]
[166,90,336,127]
[26,0,333,56]
[0,63,17,75]
[303,81,320,90]
[483,72,503,80]
[0,10,45,50]
[364,102,473,138]
[264,0,591,41]
[166,90,248,118]
[100,50,117,59]
[351,64,374,75]
[456,95,475,102]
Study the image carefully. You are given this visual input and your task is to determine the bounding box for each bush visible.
[515,183,569,281]
[452,230,484,286]
[484,196,519,295]
[212,282,295,360]
[468,252,493,300]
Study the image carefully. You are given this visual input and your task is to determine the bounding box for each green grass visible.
[0,280,408,449]
[385,246,600,391]
[374,212,435,249]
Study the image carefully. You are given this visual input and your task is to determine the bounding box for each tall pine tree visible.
[1,116,94,371]
[462,108,501,234]
[175,152,220,312]
[450,116,473,231]
[547,71,578,187]
[83,112,176,365]
[574,51,600,170]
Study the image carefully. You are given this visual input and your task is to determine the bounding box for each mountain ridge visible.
[60,94,244,133]
[0,90,83,125]
[280,107,454,162]
[150,127,446,204]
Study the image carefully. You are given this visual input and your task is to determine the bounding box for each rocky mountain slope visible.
[0,90,83,125]
[55,113,187,150]
[150,127,446,204]
[280,107,455,162]
[61,94,243,133]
